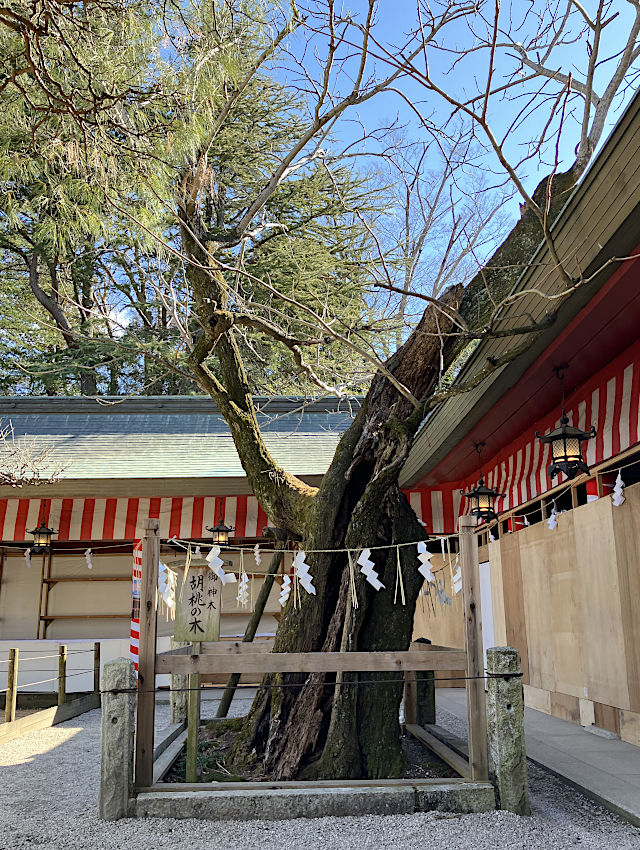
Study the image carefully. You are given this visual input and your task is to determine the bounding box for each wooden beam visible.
[459,515,489,781]
[58,644,67,706]
[36,553,46,639]
[405,724,471,779]
[155,649,467,676]
[93,642,101,694]
[4,648,18,723]
[40,614,130,621]
[185,642,201,783]
[41,550,53,639]
[143,777,478,792]
[153,729,188,784]
[43,576,131,584]
[135,519,159,789]
[203,640,275,655]
[0,693,99,746]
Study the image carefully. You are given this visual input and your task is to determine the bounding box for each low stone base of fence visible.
[134,780,495,821]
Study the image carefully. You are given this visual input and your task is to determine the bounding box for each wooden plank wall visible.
[412,482,640,743]
[412,555,465,687]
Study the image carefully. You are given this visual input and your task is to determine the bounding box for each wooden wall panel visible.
[620,709,640,746]
[594,702,621,735]
[545,514,585,700]
[523,684,551,714]
[574,499,631,710]
[412,555,464,651]
[488,540,507,646]
[408,483,640,726]
[550,691,581,724]
[612,484,640,713]
[502,531,534,687]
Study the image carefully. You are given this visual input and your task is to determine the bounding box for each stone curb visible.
[135,782,495,821]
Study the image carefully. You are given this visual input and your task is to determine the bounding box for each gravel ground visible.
[0,699,639,850]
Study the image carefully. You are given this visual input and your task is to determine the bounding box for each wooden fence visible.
[0,642,100,745]
[134,515,488,789]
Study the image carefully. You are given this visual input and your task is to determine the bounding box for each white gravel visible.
[1,700,639,850]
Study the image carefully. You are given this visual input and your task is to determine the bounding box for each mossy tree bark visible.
[181,167,580,779]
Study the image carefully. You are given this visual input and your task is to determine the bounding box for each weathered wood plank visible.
[185,641,201,784]
[4,648,18,723]
[405,724,471,778]
[135,519,159,789]
[93,642,101,694]
[612,482,640,714]
[153,721,187,761]
[58,644,67,706]
[153,730,188,784]
[500,531,531,687]
[155,650,467,676]
[201,640,275,655]
[0,693,100,746]
[146,777,477,792]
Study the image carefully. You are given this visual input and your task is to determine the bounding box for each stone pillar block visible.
[170,639,189,724]
[99,658,136,820]
[486,646,531,815]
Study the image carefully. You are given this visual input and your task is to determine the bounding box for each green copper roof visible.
[0,396,359,480]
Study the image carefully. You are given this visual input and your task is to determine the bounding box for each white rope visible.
[163,534,454,558]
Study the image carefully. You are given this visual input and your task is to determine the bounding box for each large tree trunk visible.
[201,164,572,780]
[228,280,464,779]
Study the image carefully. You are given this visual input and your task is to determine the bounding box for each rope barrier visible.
[1,668,94,675]
[2,669,95,691]
[102,671,523,696]
[17,676,60,689]
[0,650,94,664]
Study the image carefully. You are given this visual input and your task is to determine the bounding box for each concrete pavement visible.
[437,689,640,826]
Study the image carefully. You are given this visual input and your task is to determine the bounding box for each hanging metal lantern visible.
[461,442,504,524]
[29,522,55,554]
[536,414,596,480]
[461,476,505,523]
[536,365,596,480]
[206,517,235,546]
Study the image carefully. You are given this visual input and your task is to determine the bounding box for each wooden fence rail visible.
[155,649,467,676]
[0,641,101,745]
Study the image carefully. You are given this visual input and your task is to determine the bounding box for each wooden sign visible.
[174,567,221,642]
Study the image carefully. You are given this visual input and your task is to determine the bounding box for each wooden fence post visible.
[58,645,67,706]
[94,642,101,694]
[216,545,284,718]
[185,642,201,783]
[135,518,159,789]
[403,640,436,726]
[4,648,18,723]
[403,668,417,726]
[459,515,489,781]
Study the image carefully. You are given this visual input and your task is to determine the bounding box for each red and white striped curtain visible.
[130,541,142,673]
[406,336,640,533]
[0,495,269,543]
[2,341,639,543]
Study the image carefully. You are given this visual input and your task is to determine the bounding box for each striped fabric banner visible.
[2,340,638,542]
[0,494,270,543]
[130,541,142,673]
[406,336,640,534]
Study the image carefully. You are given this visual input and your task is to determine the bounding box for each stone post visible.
[169,639,189,724]
[99,658,136,820]
[486,646,530,815]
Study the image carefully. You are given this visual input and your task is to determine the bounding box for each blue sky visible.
[281,1,639,291]
[286,2,639,200]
